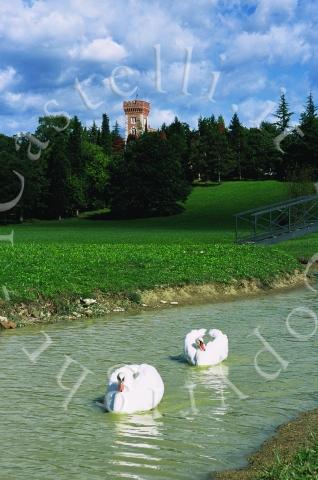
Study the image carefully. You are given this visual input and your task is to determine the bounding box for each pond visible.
[0,286,317,479]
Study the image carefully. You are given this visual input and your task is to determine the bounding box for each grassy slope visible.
[0,181,307,303]
[9,180,290,244]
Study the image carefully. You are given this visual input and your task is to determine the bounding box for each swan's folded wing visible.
[208,328,223,338]
[185,328,207,345]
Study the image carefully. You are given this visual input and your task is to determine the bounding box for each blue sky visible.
[0,0,317,136]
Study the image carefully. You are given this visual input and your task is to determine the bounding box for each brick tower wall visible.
[123,100,151,139]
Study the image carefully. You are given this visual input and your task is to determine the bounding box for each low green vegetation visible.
[0,181,306,305]
[258,440,318,480]
[0,243,298,303]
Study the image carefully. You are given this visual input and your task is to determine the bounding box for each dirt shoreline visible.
[211,407,318,480]
[0,269,306,329]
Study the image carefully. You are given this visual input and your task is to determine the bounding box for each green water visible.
[1,288,318,480]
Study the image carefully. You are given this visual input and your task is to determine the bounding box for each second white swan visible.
[184,328,228,366]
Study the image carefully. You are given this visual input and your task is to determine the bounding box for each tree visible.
[109,132,191,218]
[68,116,82,174]
[100,113,112,156]
[111,122,125,157]
[229,113,245,179]
[213,116,234,182]
[259,121,283,178]
[45,130,72,218]
[88,121,99,144]
[287,93,318,176]
[68,116,86,212]
[300,92,317,129]
[82,141,110,210]
[274,93,294,131]
[163,117,193,182]
[197,116,217,181]
[0,141,24,221]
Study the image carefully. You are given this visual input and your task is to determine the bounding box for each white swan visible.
[104,364,164,414]
[184,328,228,366]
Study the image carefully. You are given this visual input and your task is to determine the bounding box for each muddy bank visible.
[212,408,318,480]
[0,269,306,328]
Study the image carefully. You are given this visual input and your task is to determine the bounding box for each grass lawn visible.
[0,180,315,304]
[6,180,291,245]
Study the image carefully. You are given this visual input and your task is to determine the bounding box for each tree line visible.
[0,92,317,220]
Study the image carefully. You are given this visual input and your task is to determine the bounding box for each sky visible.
[0,0,317,136]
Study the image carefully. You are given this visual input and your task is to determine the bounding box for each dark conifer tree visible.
[229,112,244,180]
[274,93,294,131]
[300,92,317,129]
[100,113,112,156]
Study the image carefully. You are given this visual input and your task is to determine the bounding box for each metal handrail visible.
[234,195,318,244]
[234,195,318,218]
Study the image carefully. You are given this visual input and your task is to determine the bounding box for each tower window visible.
[131,117,136,124]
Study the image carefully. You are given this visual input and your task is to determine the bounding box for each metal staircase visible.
[234,195,318,244]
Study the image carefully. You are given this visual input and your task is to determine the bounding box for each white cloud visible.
[150,108,176,128]
[236,98,277,127]
[69,37,127,63]
[0,67,17,92]
[221,70,267,97]
[3,91,45,111]
[0,2,84,46]
[225,25,311,65]
[0,0,315,134]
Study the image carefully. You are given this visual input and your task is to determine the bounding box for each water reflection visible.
[110,413,163,479]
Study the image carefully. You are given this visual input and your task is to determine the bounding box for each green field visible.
[0,181,316,304]
[5,181,291,244]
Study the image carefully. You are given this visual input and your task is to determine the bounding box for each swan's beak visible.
[199,340,206,351]
[118,382,125,393]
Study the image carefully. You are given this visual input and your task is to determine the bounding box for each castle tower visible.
[123,99,150,140]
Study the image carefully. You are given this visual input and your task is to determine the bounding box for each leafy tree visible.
[163,117,193,181]
[109,132,191,218]
[68,116,85,212]
[68,116,82,174]
[45,131,72,218]
[0,139,23,221]
[81,141,110,210]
